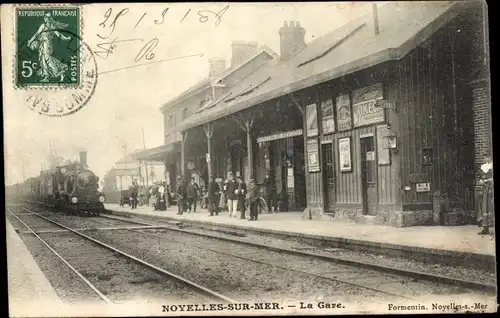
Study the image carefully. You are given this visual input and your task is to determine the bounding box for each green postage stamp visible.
[11,4,98,117]
[15,7,80,87]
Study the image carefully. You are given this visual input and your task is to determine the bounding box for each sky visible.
[3,2,376,185]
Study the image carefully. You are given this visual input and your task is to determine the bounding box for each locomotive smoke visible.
[79,151,87,166]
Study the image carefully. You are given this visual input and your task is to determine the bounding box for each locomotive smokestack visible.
[79,151,87,166]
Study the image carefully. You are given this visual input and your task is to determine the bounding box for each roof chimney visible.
[208,58,226,78]
[372,3,380,35]
[279,21,306,61]
[231,41,258,67]
[79,151,87,166]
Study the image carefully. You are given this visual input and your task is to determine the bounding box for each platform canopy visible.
[130,144,175,162]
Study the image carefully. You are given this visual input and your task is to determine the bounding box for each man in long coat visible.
[207,175,220,216]
[246,179,260,221]
[235,176,247,219]
[176,177,186,215]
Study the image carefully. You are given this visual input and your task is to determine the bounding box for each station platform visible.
[6,219,67,317]
[104,204,496,261]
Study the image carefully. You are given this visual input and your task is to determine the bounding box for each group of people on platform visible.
[120,181,140,209]
[203,172,278,221]
[119,171,280,222]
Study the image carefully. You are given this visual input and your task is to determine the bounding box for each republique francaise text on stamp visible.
[13,4,97,117]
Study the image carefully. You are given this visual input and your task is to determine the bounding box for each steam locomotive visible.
[10,152,106,216]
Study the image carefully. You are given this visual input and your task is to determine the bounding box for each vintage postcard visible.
[2,1,496,317]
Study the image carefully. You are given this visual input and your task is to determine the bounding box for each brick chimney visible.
[79,151,87,166]
[279,21,306,61]
[231,41,258,66]
[372,3,380,35]
[208,58,226,78]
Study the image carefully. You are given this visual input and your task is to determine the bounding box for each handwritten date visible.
[97,5,230,40]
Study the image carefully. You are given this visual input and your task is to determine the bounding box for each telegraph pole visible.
[142,128,149,187]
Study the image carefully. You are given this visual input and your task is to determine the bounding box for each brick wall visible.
[471,79,492,216]
[471,79,492,181]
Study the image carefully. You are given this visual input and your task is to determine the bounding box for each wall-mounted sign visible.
[366,151,375,161]
[338,137,352,172]
[352,83,385,128]
[374,99,397,110]
[306,138,320,172]
[257,129,303,143]
[376,124,391,165]
[321,98,335,135]
[336,94,352,131]
[416,182,431,192]
[187,162,196,170]
[306,103,319,137]
[287,168,295,188]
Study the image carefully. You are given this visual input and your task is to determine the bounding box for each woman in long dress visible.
[478,158,494,235]
[27,13,72,83]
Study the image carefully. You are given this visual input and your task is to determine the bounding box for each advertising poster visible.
[339,137,352,172]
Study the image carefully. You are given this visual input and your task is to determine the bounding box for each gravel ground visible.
[81,228,387,304]
[8,208,492,304]
[11,208,496,287]
[168,224,497,285]
[137,228,475,297]
[19,233,103,304]
[28,214,138,230]
[7,213,61,232]
[7,211,205,305]
[36,231,204,304]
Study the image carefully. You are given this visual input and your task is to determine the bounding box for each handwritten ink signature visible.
[93,36,204,75]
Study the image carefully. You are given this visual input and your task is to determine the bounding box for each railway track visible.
[91,213,496,295]
[7,206,235,305]
[11,204,495,301]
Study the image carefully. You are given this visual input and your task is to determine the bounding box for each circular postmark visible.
[15,29,98,117]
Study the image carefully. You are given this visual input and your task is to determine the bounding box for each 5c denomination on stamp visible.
[13,4,98,117]
[16,7,80,87]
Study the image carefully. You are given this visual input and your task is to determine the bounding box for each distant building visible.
[113,151,166,191]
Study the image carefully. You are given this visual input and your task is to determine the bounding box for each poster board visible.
[321,98,335,135]
[338,137,352,172]
[306,138,320,172]
[336,93,352,131]
[376,124,391,165]
[306,103,319,137]
[352,83,385,128]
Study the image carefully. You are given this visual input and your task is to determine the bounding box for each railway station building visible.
[137,1,491,227]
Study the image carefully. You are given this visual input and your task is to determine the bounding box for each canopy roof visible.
[172,1,466,133]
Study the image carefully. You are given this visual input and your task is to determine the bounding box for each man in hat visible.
[131,181,139,209]
[235,175,247,219]
[207,175,220,216]
[263,171,277,213]
[246,179,260,221]
[176,176,186,215]
[186,177,200,213]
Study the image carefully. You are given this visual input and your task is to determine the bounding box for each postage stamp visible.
[12,4,98,117]
[16,7,80,87]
